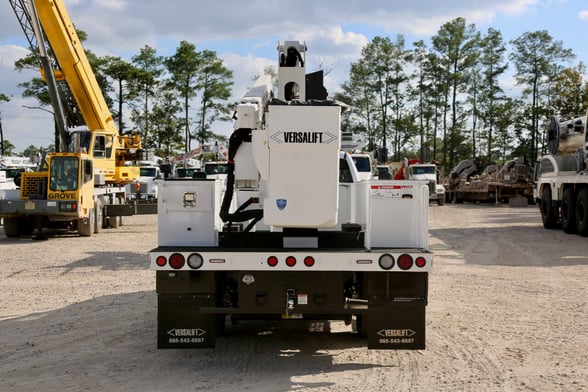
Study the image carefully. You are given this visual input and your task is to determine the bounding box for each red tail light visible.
[304,256,315,267]
[415,257,426,268]
[285,256,296,267]
[155,256,167,267]
[267,256,278,267]
[169,253,185,269]
[397,254,413,270]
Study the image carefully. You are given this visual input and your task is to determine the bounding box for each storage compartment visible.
[367,181,429,249]
[157,180,220,246]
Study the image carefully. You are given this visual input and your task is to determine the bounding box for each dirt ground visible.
[0,204,586,392]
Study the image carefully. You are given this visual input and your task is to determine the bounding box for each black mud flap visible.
[157,294,216,348]
[367,301,426,350]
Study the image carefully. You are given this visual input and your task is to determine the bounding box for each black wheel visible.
[353,315,369,338]
[78,209,94,237]
[561,188,577,234]
[353,273,369,338]
[216,315,227,337]
[3,217,20,238]
[94,199,103,234]
[20,217,35,236]
[118,196,125,227]
[540,186,558,229]
[109,197,119,228]
[575,188,588,236]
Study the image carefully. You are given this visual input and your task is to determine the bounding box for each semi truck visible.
[149,41,432,349]
[395,158,445,205]
[1,0,145,237]
[535,114,588,235]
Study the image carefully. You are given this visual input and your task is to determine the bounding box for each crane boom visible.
[10,0,143,184]
[10,0,71,150]
[32,0,116,134]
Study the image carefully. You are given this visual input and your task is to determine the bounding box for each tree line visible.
[1,16,586,173]
[336,18,583,171]
[2,30,234,158]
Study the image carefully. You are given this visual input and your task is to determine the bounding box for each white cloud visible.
[1,96,55,151]
[0,0,579,152]
[0,44,38,100]
[6,0,537,53]
[0,44,29,70]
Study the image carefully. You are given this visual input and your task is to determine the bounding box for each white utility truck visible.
[149,41,432,349]
[535,114,588,235]
[126,160,161,201]
[397,159,445,205]
[350,153,373,181]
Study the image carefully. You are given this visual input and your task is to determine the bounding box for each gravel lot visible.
[0,204,586,391]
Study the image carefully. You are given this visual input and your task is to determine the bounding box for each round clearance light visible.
[155,256,167,267]
[304,256,315,267]
[169,253,185,269]
[187,253,204,269]
[397,254,413,270]
[378,254,394,270]
[267,256,278,267]
[415,256,427,268]
[285,256,296,267]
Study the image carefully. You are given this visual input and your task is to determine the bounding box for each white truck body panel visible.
[367,181,429,249]
[0,171,17,191]
[262,105,341,228]
[157,179,222,246]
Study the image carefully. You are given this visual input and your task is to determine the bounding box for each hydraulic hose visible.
[219,128,263,228]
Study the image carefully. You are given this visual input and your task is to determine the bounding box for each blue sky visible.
[0,0,587,153]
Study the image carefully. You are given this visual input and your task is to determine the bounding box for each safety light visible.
[378,254,394,270]
[267,256,278,267]
[169,253,185,269]
[285,256,296,267]
[415,256,427,268]
[59,201,77,212]
[397,254,413,270]
[155,256,167,267]
[303,256,315,267]
[187,253,203,269]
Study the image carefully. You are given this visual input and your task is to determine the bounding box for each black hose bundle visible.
[219,128,263,230]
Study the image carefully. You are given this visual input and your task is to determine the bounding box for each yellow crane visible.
[2,0,144,237]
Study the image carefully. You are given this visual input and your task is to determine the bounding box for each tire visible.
[21,217,35,236]
[354,273,369,338]
[438,196,445,206]
[78,209,94,237]
[561,188,577,234]
[575,188,588,236]
[109,197,119,228]
[94,199,103,234]
[3,217,20,238]
[353,315,369,338]
[540,186,558,229]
